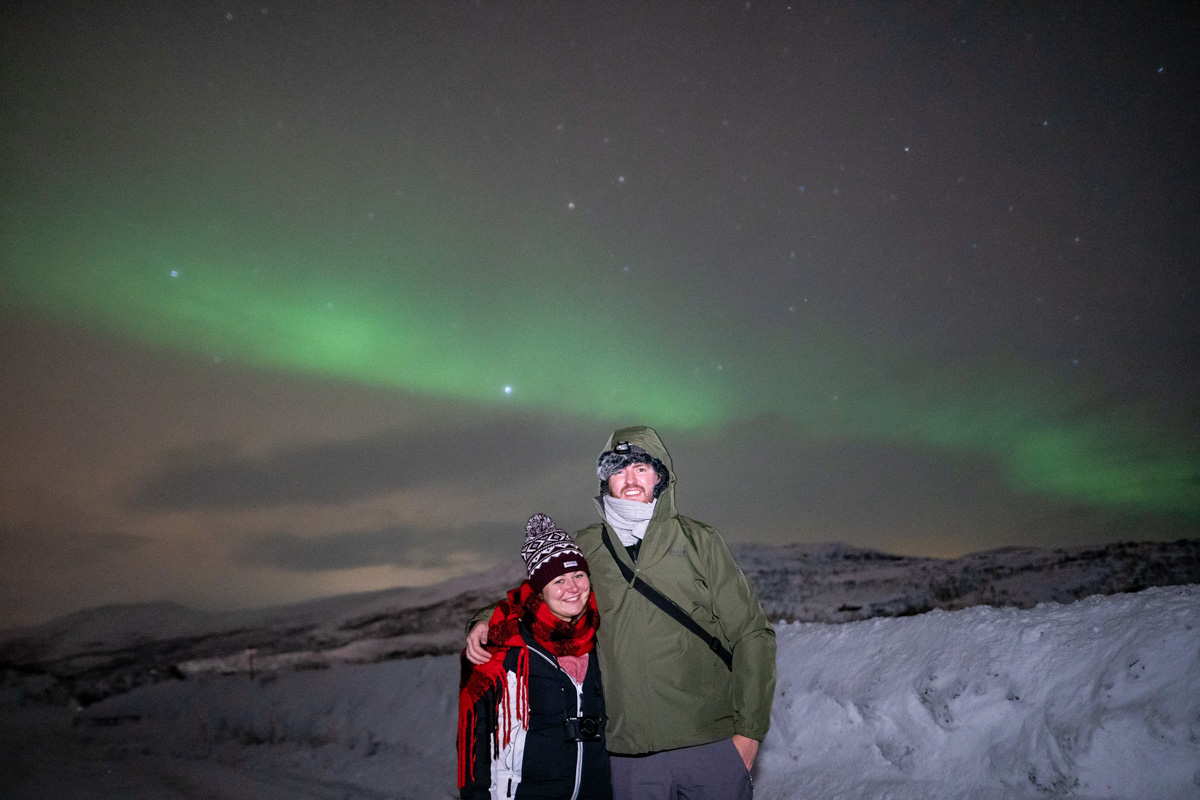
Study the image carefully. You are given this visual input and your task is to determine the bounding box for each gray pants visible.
[609,738,753,800]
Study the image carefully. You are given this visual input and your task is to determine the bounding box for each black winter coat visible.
[461,625,612,800]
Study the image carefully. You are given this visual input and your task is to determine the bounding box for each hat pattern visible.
[521,513,588,594]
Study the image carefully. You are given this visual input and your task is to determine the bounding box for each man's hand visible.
[731,734,759,771]
[464,621,490,665]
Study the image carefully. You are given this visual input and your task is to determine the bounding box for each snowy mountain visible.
[2,539,1197,709]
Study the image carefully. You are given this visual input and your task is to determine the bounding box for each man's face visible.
[608,461,658,503]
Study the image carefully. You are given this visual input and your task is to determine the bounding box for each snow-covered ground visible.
[3,586,1197,799]
[763,586,1200,799]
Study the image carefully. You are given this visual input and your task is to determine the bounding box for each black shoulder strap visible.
[600,525,733,670]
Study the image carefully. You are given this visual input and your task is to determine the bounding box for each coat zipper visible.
[529,647,584,800]
[570,680,583,800]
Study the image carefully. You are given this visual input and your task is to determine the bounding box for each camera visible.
[563,715,603,742]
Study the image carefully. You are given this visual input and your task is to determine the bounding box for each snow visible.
[763,586,1200,799]
[3,585,1198,799]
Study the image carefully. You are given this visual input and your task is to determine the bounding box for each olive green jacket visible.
[576,426,776,755]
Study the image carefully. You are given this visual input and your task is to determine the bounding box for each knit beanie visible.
[520,513,589,594]
[597,441,670,499]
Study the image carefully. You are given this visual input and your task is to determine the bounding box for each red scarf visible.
[457,580,600,788]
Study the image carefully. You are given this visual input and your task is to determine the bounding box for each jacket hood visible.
[598,426,678,519]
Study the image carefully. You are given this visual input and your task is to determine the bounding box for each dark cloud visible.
[0,525,145,566]
[129,416,589,512]
[661,418,1169,551]
[236,521,513,573]
[665,418,1200,556]
[659,418,996,508]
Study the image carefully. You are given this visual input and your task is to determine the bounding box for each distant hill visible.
[2,538,1196,706]
[734,538,1200,622]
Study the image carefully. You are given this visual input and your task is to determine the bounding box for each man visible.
[466,426,776,800]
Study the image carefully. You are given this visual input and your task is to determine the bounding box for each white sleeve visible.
[488,669,527,799]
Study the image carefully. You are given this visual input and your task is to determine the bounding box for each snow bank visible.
[760,585,1200,799]
[4,586,1197,799]
[72,656,462,799]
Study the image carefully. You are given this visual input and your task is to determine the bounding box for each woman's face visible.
[542,571,590,622]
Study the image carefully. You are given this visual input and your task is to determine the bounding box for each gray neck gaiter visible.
[602,495,657,547]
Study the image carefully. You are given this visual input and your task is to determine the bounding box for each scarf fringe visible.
[457,646,530,788]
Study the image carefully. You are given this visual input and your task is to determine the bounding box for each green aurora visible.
[2,191,1197,521]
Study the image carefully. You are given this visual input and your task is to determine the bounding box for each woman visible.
[458,514,611,800]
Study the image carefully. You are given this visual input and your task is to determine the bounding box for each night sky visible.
[2,1,1197,627]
